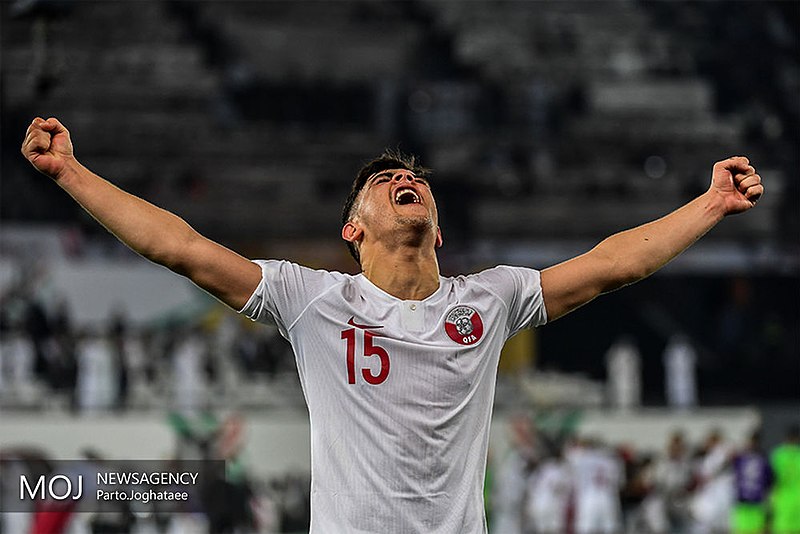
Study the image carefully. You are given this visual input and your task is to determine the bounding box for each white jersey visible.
[527,459,573,533]
[567,447,623,534]
[240,260,547,533]
[663,335,697,409]
[605,338,641,410]
[690,443,734,530]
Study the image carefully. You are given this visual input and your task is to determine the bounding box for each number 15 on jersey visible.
[341,328,391,385]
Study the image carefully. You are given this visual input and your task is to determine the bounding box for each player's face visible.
[362,168,438,221]
[344,168,442,250]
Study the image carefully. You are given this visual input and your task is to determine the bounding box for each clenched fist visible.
[21,117,75,180]
[709,156,764,216]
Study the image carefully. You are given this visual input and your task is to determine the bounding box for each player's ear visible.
[342,221,363,244]
[436,226,443,248]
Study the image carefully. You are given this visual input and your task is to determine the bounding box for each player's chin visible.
[396,213,427,222]
[394,202,432,218]
[395,214,435,231]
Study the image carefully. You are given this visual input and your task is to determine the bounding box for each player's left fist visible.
[709,156,764,215]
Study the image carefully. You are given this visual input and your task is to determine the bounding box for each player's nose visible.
[392,172,415,183]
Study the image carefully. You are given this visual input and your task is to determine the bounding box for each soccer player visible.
[567,437,624,534]
[21,117,764,533]
[526,446,572,534]
[691,429,736,533]
[732,431,772,534]
[771,425,800,534]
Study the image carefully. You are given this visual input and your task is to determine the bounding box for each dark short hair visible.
[341,149,430,265]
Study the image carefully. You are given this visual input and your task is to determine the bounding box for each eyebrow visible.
[370,171,394,182]
[368,170,421,183]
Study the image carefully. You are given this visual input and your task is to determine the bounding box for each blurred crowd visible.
[490,417,800,534]
[4,413,797,534]
[1,411,312,534]
[3,269,798,412]
[0,286,299,413]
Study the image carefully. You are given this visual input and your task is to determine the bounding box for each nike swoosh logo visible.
[347,316,384,330]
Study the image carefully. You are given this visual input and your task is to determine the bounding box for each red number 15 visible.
[341,328,390,385]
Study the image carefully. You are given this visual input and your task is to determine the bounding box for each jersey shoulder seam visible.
[285,277,349,332]
[468,277,509,314]
[466,276,512,335]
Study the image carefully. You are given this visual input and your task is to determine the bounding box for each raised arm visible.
[21,117,261,310]
[541,156,763,321]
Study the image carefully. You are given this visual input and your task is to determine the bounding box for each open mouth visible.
[394,187,421,205]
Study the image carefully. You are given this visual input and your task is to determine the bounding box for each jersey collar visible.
[355,273,447,305]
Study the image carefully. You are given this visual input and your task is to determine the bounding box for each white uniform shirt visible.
[76,336,116,413]
[663,335,697,409]
[527,458,572,532]
[605,338,641,410]
[173,334,207,414]
[240,260,547,533]
[567,446,623,534]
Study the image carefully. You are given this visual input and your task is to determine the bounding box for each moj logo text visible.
[19,475,83,501]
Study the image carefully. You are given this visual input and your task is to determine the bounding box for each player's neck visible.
[360,246,440,301]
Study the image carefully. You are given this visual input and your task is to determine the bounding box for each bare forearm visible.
[593,190,726,290]
[21,118,262,310]
[541,157,762,321]
[56,158,198,271]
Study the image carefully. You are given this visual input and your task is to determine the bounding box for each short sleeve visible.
[238,260,345,337]
[469,265,548,337]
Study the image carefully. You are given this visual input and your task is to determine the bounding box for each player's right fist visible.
[21,117,75,180]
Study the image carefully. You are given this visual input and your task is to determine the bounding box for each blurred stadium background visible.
[0,1,798,533]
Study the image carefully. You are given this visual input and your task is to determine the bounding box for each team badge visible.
[444,306,484,345]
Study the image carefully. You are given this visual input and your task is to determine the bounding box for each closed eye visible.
[370,172,393,186]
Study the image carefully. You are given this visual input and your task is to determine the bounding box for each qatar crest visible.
[444,305,484,345]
